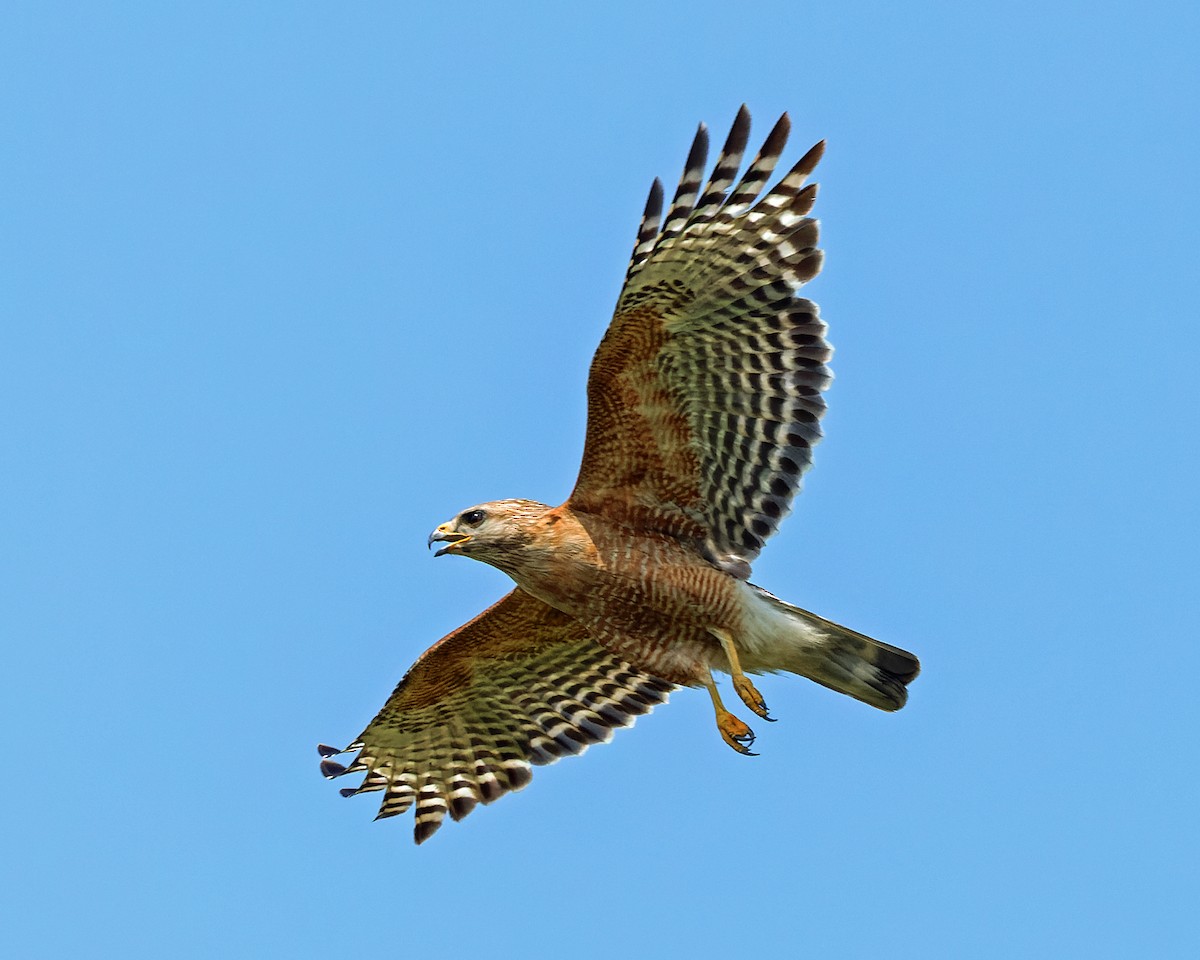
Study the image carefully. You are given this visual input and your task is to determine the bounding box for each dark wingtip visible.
[645,177,664,216]
[686,122,710,167]
[413,820,441,845]
[449,795,478,822]
[316,743,341,758]
[726,104,752,152]
[798,139,826,175]
[478,776,503,804]
[320,759,348,779]
[758,113,790,161]
[793,182,819,215]
[339,787,359,798]
[507,765,533,791]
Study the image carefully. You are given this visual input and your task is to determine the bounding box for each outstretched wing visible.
[318,589,674,844]
[570,106,830,579]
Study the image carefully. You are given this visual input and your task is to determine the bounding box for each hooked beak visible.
[427,523,470,558]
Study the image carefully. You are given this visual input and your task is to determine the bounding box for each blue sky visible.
[3,2,1197,957]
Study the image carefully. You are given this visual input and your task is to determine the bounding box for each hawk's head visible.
[428,499,553,571]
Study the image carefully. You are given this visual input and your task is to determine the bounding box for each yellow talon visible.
[716,709,758,755]
[712,628,775,721]
[733,674,773,721]
[702,671,758,756]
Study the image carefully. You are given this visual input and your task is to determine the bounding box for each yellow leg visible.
[702,671,757,756]
[711,628,774,721]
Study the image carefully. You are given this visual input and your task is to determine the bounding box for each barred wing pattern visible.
[571,106,830,579]
[318,589,674,844]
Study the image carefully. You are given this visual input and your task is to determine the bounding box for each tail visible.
[740,585,920,711]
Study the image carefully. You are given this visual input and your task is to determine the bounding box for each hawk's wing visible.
[569,106,830,579]
[318,588,674,844]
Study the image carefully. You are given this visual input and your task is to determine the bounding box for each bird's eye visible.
[462,509,486,526]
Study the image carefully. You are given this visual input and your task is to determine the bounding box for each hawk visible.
[319,106,920,843]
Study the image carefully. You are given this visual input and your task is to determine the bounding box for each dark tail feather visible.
[749,587,921,711]
[800,607,919,710]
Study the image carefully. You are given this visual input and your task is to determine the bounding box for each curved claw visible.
[717,710,758,756]
[733,675,774,722]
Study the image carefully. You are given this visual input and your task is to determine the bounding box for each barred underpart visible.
[622,105,830,577]
[319,640,673,844]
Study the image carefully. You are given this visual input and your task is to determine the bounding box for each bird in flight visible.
[319,106,920,843]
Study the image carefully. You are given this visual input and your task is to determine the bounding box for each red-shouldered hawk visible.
[319,106,920,843]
